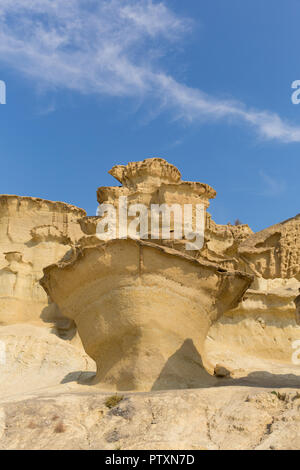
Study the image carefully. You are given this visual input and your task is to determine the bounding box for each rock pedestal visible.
[41,238,252,391]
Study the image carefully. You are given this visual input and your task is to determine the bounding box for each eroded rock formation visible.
[0,157,299,449]
[82,158,252,265]
[41,238,252,391]
[68,158,300,376]
[238,214,300,280]
[95,158,216,249]
[0,195,85,327]
[207,214,300,368]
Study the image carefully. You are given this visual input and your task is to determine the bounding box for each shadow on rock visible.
[61,371,96,385]
[223,370,300,389]
[151,338,218,391]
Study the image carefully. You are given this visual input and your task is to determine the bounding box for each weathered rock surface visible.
[295,291,300,324]
[201,213,254,270]
[214,364,231,377]
[83,158,253,266]
[81,158,300,375]
[207,214,300,368]
[1,384,300,450]
[41,238,252,391]
[0,157,299,450]
[238,213,300,280]
[95,158,216,246]
[0,195,85,327]
[0,324,94,400]
[206,277,300,368]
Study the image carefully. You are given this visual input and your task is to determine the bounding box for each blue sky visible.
[0,0,299,231]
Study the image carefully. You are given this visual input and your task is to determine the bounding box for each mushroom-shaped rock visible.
[41,238,252,392]
[96,158,217,245]
[108,157,181,188]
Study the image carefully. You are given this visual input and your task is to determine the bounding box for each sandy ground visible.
[0,323,300,450]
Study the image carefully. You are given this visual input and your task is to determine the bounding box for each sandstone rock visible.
[294,289,300,325]
[108,157,182,186]
[206,211,300,369]
[0,157,299,450]
[201,213,253,269]
[79,159,252,269]
[1,386,300,450]
[40,238,252,391]
[238,213,300,280]
[0,195,85,327]
[0,323,95,400]
[206,276,300,368]
[0,408,4,441]
[95,158,216,244]
[78,158,252,273]
[214,364,231,377]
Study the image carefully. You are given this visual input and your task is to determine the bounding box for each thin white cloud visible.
[259,170,287,197]
[0,0,299,142]
[37,102,56,116]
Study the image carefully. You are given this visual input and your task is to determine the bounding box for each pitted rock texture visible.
[95,158,216,243]
[0,158,299,449]
[238,213,300,280]
[0,195,85,326]
[205,276,300,367]
[207,212,300,368]
[1,386,300,450]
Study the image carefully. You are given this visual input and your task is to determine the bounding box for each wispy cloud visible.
[259,170,287,197]
[36,101,56,116]
[0,0,300,143]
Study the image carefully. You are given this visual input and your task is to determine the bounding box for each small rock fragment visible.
[214,364,231,378]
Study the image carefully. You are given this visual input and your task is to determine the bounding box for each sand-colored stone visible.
[214,364,231,377]
[206,214,300,368]
[1,385,300,450]
[55,158,300,380]
[0,323,94,400]
[201,214,254,270]
[95,158,216,242]
[206,277,300,368]
[93,158,300,370]
[295,290,300,325]
[108,157,182,187]
[81,159,252,269]
[0,195,85,327]
[238,213,300,280]
[0,157,299,449]
[41,238,252,391]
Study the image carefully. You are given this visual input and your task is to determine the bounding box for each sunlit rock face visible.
[201,214,253,269]
[81,158,252,267]
[95,158,216,241]
[238,213,300,280]
[206,277,300,367]
[0,323,94,399]
[0,195,85,326]
[206,215,300,368]
[78,157,300,371]
[41,238,252,392]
